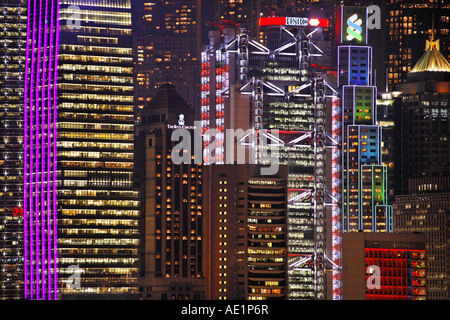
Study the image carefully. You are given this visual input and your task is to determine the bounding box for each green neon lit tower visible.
[337,6,393,233]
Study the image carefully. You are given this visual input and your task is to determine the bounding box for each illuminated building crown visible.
[411,39,450,73]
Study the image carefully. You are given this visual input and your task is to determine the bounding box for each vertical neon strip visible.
[371,166,375,232]
[347,48,350,86]
[340,7,344,44]
[35,0,44,299]
[42,0,49,300]
[337,47,341,87]
[213,49,227,164]
[24,0,32,300]
[341,84,346,233]
[53,0,61,300]
[358,126,362,231]
[215,49,221,164]
[47,0,55,298]
[201,51,210,161]
[346,124,350,231]
[331,96,342,299]
[29,0,37,300]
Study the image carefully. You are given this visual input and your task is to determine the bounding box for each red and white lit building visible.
[200,15,340,300]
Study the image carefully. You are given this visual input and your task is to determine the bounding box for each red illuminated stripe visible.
[273,130,305,134]
[365,248,425,252]
[259,17,286,27]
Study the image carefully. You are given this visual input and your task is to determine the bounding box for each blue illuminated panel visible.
[338,46,372,86]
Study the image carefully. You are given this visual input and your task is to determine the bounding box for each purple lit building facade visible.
[24,1,139,300]
[24,0,59,300]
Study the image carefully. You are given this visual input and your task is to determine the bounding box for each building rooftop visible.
[410,39,450,73]
[148,83,189,110]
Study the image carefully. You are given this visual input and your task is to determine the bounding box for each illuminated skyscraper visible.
[393,41,450,300]
[135,84,205,300]
[132,0,201,121]
[385,1,450,90]
[24,0,139,300]
[395,38,450,194]
[215,0,260,22]
[210,0,262,38]
[201,15,338,300]
[0,0,27,300]
[204,164,289,300]
[337,6,393,234]
[394,177,450,300]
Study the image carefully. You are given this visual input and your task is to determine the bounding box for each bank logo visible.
[346,14,363,42]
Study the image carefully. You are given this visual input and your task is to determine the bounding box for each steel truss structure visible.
[202,25,342,299]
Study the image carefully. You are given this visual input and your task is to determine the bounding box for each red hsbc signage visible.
[259,17,329,28]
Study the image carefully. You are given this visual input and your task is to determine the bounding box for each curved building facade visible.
[24,0,139,300]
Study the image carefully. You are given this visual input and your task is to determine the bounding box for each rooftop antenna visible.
[431,10,434,41]
[426,10,439,51]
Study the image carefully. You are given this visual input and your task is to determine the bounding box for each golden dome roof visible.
[411,39,450,73]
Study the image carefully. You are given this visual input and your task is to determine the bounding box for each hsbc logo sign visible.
[259,17,329,28]
[286,17,309,27]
